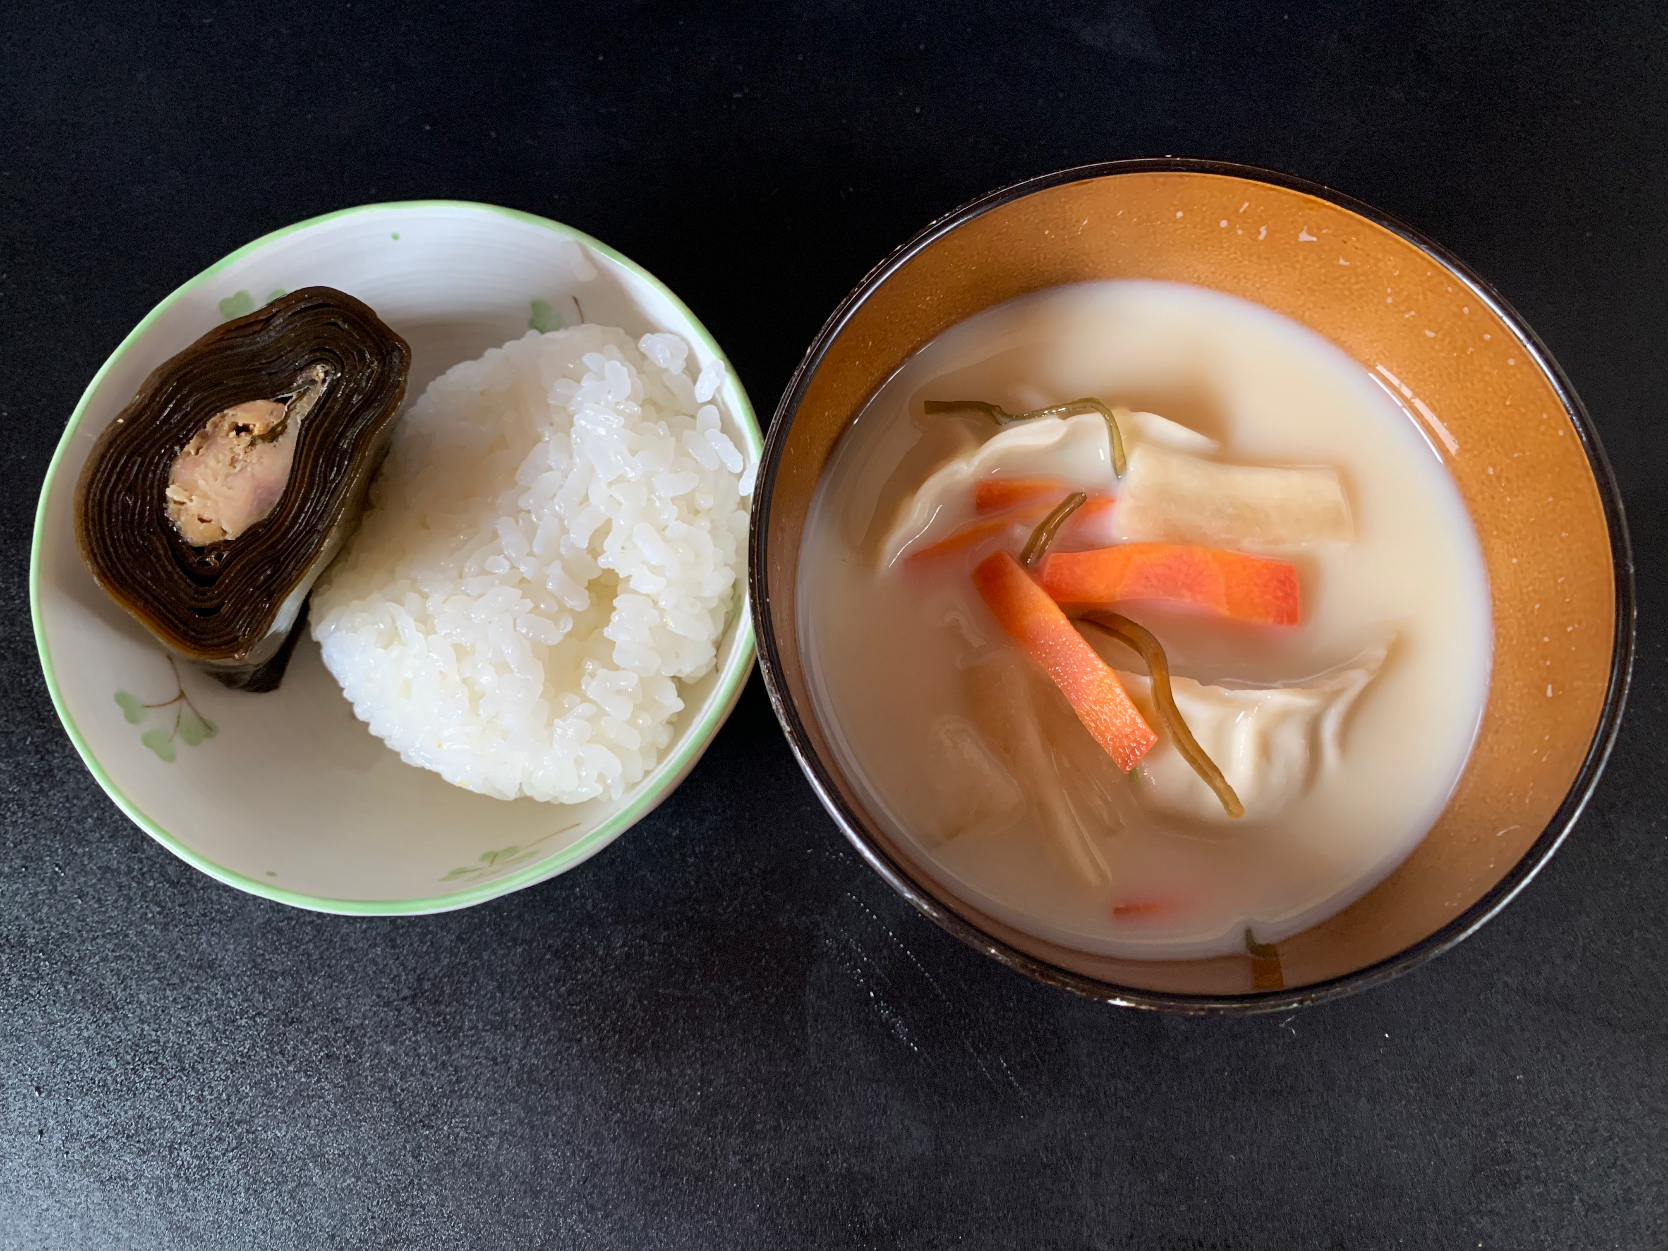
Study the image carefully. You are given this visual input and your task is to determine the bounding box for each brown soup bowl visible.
[749,159,1633,1012]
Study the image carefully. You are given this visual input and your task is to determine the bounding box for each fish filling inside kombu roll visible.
[75,287,409,691]
[164,363,333,547]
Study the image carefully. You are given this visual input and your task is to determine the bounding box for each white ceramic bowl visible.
[31,202,760,914]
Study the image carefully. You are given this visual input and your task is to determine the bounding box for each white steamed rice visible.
[311,323,752,803]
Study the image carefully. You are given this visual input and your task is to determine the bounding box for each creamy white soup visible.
[799,280,1491,960]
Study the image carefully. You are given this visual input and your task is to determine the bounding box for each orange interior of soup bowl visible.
[751,159,1632,1011]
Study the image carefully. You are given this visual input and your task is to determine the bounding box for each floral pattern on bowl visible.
[114,656,218,762]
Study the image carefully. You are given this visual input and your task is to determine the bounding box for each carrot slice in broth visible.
[972,550,1156,771]
[903,515,1035,567]
[975,477,1069,513]
[907,495,1115,569]
[1038,543,1301,626]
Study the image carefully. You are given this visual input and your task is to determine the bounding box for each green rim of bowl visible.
[30,200,761,915]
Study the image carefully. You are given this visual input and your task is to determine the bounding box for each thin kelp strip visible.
[1078,611,1245,819]
[1244,927,1285,991]
[1019,492,1087,568]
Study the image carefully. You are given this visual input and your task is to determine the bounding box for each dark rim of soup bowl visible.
[748,157,1635,1014]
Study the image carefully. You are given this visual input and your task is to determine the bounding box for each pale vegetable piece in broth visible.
[1113,443,1353,551]
[1118,643,1388,823]
[924,716,1025,846]
[963,651,1114,887]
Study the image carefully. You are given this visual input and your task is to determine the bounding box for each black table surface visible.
[3,2,1664,1247]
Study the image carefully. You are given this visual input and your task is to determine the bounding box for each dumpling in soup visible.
[881,407,1228,568]
[881,414,1113,566]
[1119,643,1387,823]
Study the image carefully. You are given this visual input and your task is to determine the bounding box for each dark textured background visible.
[2,2,1664,1247]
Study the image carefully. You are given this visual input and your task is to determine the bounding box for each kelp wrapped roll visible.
[75,287,410,691]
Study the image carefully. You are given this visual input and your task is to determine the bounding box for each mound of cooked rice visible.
[311,324,751,803]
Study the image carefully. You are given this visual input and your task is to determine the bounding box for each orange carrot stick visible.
[904,515,1036,567]
[975,477,1068,513]
[1112,897,1185,920]
[908,495,1115,568]
[1038,543,1301,626]
[976,477,1115,518]
[972,551,1157,771]
[1074,495,1116,522]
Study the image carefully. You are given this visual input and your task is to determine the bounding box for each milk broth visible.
[799,281,1491,959]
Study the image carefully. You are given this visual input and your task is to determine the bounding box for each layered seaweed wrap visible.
[75,287,410,691]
